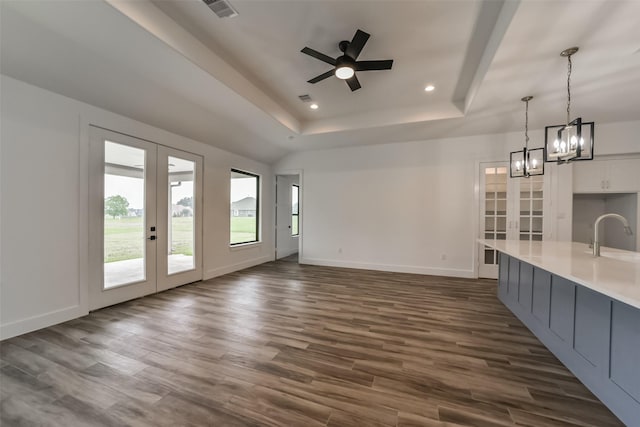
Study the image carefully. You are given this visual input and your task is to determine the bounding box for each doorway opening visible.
[275,174,301,262]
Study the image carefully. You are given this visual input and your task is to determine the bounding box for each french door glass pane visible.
[168,156,195,275]
[518,175,544,241]
[482,166,507,266]
[484,249,495,264]
[292,185,299,236]
[104,141,146,289]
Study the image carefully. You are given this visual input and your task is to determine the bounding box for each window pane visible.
[291,185,299,236]
[532,217,543,233]
[532,199,543,215]
[292,185,299,215]
[230,170,259,244]
[168,156,195,275]
[104,141,145,289]
[484,249,495,264]
[485,199,495,215]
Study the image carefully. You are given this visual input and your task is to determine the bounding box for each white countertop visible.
[478,240,640,309]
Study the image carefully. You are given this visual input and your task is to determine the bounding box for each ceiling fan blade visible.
[307,70,335,84]
[355,60,394,71]
[346,29,370,59]
[346,75,361,91]
[301,47,336,66]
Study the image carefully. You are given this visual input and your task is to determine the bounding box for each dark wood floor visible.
[0,260,624,426]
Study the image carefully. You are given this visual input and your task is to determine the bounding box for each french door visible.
[478,162,548,278]
[479,163,509,278]
[89,127,202,310]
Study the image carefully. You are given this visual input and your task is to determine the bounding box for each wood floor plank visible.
[0,257,624,426]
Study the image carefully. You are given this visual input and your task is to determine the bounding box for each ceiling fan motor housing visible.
[336,55,355,69]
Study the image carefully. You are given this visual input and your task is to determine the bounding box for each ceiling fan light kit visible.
[544,47,595,164]
[335,57,355,80]
[301,29,393,91]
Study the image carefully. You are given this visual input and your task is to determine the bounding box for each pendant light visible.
[544,47,594,163]
[510,96,544,178]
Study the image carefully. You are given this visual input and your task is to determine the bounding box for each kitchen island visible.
[479,240,640,426]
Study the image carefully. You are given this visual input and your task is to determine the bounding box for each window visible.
[292,184,299,236]
[230,169,259,245]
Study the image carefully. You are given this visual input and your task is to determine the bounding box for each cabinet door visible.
[573,161,606,193]
[574,158,640,193]
[606,159,640,192]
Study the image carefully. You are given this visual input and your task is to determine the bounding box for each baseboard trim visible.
[300,257,475,278]
[1,305,87,341]
[205,255,273,280]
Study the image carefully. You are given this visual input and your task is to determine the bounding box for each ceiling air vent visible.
[298,94,313,103]
[203,0,238,18]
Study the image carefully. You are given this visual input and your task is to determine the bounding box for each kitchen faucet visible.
[592,213,633,256]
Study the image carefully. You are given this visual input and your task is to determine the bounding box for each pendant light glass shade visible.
[544,47,594,163]
[510,96,544,178]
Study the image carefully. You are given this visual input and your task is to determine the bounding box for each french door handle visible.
[147,235,156,241]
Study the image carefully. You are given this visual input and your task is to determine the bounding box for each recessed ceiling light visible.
[310,103,319,110]
[424,85,435,92]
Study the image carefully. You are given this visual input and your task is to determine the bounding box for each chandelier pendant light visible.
[544,47,594,163]
[510,96,544,178]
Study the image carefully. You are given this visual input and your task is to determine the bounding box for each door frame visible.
[274,169,303,262]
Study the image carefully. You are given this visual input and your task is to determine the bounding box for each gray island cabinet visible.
[480,240,640,426]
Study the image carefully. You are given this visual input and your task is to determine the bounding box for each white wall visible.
[275,121,640,277]
[603,193,638,251]
[277,133,511,277]
[572,195,607,245]
[276,175,299,259]
[0,75,274,339]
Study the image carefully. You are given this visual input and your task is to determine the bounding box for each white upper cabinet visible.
[573,158,640,193]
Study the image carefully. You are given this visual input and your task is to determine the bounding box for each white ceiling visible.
[1,0,639,163]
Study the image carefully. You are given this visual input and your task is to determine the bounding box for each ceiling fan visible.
[301,29,393,91]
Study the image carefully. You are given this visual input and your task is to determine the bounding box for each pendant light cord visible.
[525,99,529,150]
[566,54,572,125]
